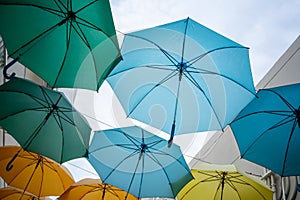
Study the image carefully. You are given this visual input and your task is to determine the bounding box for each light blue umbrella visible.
[230,83,300,176]
[88,126,193,199]
[107,17,256,145]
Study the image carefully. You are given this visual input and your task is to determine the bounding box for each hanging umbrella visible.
[88,126,193,199]
[177,163,273,200]
[230,83,300,176]
[0,187,52,200]
[0,77,91,164]
[0,187,39,200]
[106,17,256,145]
[0,146,75,197]
[0,0,121,90]
[59,178,138,200]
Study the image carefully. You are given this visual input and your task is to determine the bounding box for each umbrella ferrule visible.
[58,11,76,26]
[296,107,300,128]
[139,143,147,159]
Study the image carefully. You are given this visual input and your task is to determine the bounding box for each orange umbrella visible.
[59,178,138,200]
[0,146,75,197]
[0,187,38,200]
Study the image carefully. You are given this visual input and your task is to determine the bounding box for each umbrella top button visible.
[52,104,58,110]
[67,11,76,20]
[140,143,148,152]
[177,62,188,70]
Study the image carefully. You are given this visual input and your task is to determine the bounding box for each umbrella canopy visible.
[88,126,193,199]
[0,146,75,197]
[230,83,300,176]
[0,0,121,90]
[0,77,91,164]
[59,178,138,200]
[177,163,273,200]
[107,17,256,144]
[0,187,40,200]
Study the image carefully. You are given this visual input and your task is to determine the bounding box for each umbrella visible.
[106,17,256,145]
[0,146,75,197]
[0,77,91,164]
[230,83,300,176]
[0,0,121,90]
[0,187,38,200]
[177,163,273,200]
[0,187,52,200]
[59,178,138,200]
[88,126,193,199]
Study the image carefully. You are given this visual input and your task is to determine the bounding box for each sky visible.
[110,0,300,85]
[2,0,299,192]
[61,0,300,182]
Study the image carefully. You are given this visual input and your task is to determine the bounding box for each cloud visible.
[110,0,300,84]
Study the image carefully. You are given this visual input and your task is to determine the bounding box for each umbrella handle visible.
[6,152,19,171]
[168,122,176,148]
[3,57,19,79]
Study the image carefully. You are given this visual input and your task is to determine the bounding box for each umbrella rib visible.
[180,17,189,64]
[54,0,66,13]
[183,71,224,130]
[281,119,298,176]
[264,89,297,111]
[116,129,142,149]
[241,116,295,158]
[51,110,65,163]
[0,88,54,108]
[233,110,294,122]
[126,33,179,66]
[101,150,140,183]
[127,70,179,117]
[108,64,176,77]
[20,157,42,198]
[129,149,145,199]
[0,2,64,17]
[56,0,68,11]
[180,173,222,200]
[71,19,91,49]
[52,21,72,88]
[5,12,70,58]
[187,46,248,67]
[225,175,268,200]
[74,16,121,55]
[74,0,98,14]
[147,145,191,173]
[187,67,256,96]
[66,162,98,176]
[147,155,177,197]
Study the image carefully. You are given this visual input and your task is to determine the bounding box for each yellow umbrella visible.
[0,146,75,197]
[177,164,273,200]
[59,178,138,200]
[0,187,39,200]
[0,187,53,200]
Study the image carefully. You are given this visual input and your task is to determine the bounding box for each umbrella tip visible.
[168,139,173,148]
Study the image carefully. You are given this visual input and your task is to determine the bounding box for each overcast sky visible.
[110,0,300,85]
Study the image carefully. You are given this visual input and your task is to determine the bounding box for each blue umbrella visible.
[230,83,300,176]
[107,17,256,145]
[88,126,193,199]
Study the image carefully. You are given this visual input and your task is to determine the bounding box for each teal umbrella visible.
[0,0,120,90]
[88,126,193,199]
[107,18,256,145]
[0,77,91,165]
[231,83,300,176]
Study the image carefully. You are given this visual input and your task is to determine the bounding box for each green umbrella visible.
[0,0,121,90]
[0,77,91,165]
